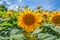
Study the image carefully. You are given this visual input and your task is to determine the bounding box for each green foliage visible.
[32,23,60,40]
[0,10,25,40]
[0,4,8,11]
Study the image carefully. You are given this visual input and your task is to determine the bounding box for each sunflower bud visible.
[24,5,28,9]
[36,6,40,9]
[18,5,20,9]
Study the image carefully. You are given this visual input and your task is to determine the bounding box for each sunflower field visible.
[0,5,60,40]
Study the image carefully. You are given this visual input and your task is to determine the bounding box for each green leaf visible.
[56,38,60,40]
[0,27,7,30]
[0,35,24,40]
[32,28,43,35]
[42,23,56,29]
[38,33,57,40]
[53,26,60,34]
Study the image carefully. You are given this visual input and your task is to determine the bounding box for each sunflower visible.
[41,18,46,23]
[34,10,40,13]
[7,11,12,17]
[42,11,49,18]
[50,12,60,26]
[39,9,43,13]
[34,9,43,13]
[18,10,42,32]
[34,10,42,16]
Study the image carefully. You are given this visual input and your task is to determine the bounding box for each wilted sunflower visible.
[7,11,12,17]
[42,12,49,18]
[50,12,60,26]
[18,9,42,32]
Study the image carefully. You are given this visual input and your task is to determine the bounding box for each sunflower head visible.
[39,8,43,13]
[18,10,42,32]
[34,10,40,13]
[50,12,60,26]
[34,10,42,16]
[41,18,46,23]
[34,9,43,13]
[45,10,48,12]
[7,11,13,17]
[42,12,49,18]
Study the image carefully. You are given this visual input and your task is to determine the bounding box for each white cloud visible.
[0,0,20,10]
[0,1,3,4]
[8,4,16,9]
[3,0,12,5]
[8,4,18,10]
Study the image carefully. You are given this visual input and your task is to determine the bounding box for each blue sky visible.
[0,0,60,11]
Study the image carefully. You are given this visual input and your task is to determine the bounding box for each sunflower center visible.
[23,14,35,26]
[27,18,31,22]
[43,14,48,18]
[52,15,60,24]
